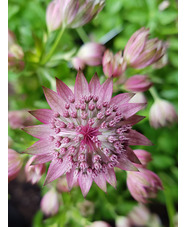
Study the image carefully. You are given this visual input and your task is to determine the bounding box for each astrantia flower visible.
[23,71,152,197]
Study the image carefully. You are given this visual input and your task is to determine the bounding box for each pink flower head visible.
[76,42,105,66]
[23,71,152,197]
[102,49,126,78]
[149,99,177,128]
[124,75,153,92]
[8,110,36,129]
[46,0,105,30]
[124,27,166,69]
[133,149,152,167]
[25,156,46,184]
[127,168,163,203]
[40,188,59,216]
[8,149,23,182]
[8,29,24,70]
[46,0,62,32]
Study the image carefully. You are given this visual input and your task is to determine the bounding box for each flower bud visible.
[40,188,60,216]
[25,156,46,184]
[87,221,111,227]
[71,57,86,70]
[102,49,126,78]
[77,200,95,217]
[133,149,152,167]
[8,110,35,129]
[46,0,62,32]
[46,0,105,30]
[149,99,177,128]
[116,216,131,227]
[124,27,167,69]
[77,42,105,66]
[124,75,153,92]
[8,30,24,70]
[127,168,163,203]
[8,149,23,182]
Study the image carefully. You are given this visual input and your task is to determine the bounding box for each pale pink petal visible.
[125,147,141,164]
[74,71,89,100]
[89,72,101,95]
[23,125,54,139]
[127,130,152,146]
[98,78,113,103]
[26,140,54,155]
[119,103,146,119]
[78,172,93,197]
[29,109,53,124]
[94,172,107,192]
[56,77,74,102]
[32,154,54,165]
[110,93,135,106]
[43,86,65,114]
[66,166,78,190]
[104,168,117,188]
[123,115,145,125]
[117,158,138,171]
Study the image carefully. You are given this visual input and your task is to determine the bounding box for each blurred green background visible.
[8,0,178,226]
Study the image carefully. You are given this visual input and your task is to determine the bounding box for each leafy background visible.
[8,0,178,226]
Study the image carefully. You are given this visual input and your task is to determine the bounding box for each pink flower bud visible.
[124,27,167,69]
[8,149,23,182]
[116,217,131,227]
[46,0,105,30]
[129,92,147,104]
[133,149,152,167]
[87,221,111,227]
[8,30,24,70]
[102,49,126,78]
[46,0,62,32]
[77,42,105,66]
[71,57,86,70]
[149,99,177,128]
[8,110,35,129]
[25,156,46,184]
[127,168,163,203]
[124,75,153,92]
[40,188,60,216]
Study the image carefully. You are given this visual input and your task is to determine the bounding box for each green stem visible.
[149,87,161,101]
[41,26,65,65]
[164,189,175,227]
[76,27,89,43]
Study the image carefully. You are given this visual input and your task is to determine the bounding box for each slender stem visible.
[149,87,161,101]
[164,189,175,227]
[41,26,65,65]
[76,27,89,43]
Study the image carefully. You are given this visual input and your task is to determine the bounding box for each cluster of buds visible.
[25,156,46,184]
[127,149,163,203]
[8,149,23,182]
[46,0,105,31]
[123,27,167,69]
[149,99,177,128]
[8,30,24,70]
[102,49,126,78]
[72,42,105,70]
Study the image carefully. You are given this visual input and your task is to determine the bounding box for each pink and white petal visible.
[89,72,101,95]
[117,157,138,171]
[94,172,107,192]
[23,125,54,139]
[32,153,54,165]
[29,109,53,124]
[123,147,141,164]
[78,172,93,197]
[44,159,66,185]
[110,93,135,106]
[66,166,78,190]
[43,86,65,114]
[123,115,145,125]
[119,103,146,119]
[74,71,89,101]
[56,77,74,102]
[104,168,117,188]
[127,129,152,146]
[26,140,54,155]
[98,78,113,103]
